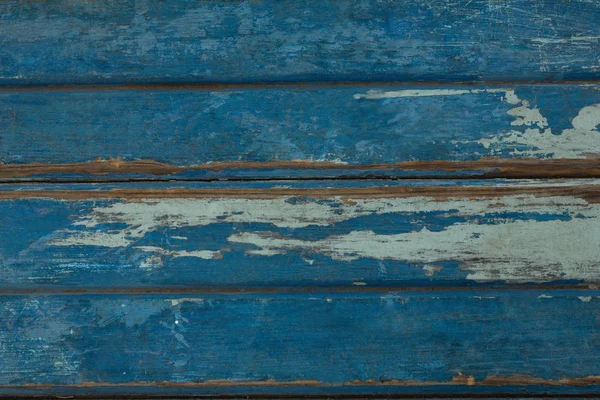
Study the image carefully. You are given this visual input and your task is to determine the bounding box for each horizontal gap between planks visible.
[0,396,600,400]
[3,174,600,184]
[0,284,594,296]
[3,396,600,400]
[5,396,600,400]
[1,79,600,92]
[1,159,600,181]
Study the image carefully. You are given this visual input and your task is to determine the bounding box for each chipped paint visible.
[1,84,600,182]
[167,298,205,307]
[477,90,600,158]
[227,212,600,283]
[37,189,600,283]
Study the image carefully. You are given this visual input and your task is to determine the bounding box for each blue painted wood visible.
[0,0,599,85]
[0,84,599,180]
[0,179,598,288]
[1,290,600,395]
[1,1,599,396]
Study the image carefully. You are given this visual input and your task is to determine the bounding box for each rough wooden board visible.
[1,290,600,395]
[0,84,599,180]
[1,0,599,85]
[1,179,599,288]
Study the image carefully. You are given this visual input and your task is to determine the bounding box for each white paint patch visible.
[422,265,443,277]
[475,89,600,158]
[227,202,600,283]
[167,298,205,307]
[538,294,553,299]
[356,85,600,159]
[506,100,548,129]
[353,88,508,100]
[578,296,593,302]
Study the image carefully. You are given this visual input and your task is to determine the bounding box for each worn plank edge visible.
[4,375,600,389]
[2,159,600,180]
[0,183,599,200]
[3,375,600,389]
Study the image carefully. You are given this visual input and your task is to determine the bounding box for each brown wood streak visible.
[1,158,600,178]
[1,184,600,202]
[4,375,600,389]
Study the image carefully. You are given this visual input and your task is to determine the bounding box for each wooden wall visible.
[0,0,599,397]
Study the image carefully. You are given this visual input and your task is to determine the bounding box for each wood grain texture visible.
[1,0,599,85]
[0,84,599,180]
[1,290,600,396]
[1,179,599,288]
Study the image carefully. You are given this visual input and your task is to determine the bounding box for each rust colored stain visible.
[1,184,600,203]
[5,375,600,389]
[1,158,600,178]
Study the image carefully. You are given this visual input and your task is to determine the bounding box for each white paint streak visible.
[353,88,508,100]
[538,294,553,299]
[135,246,222,260]
[227,199,600,283]
[54,193,593,248]
[49,191,600,282]
[578,296,593,302]
[531,36,600,44]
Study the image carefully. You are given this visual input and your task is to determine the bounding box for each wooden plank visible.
[0,84,599,180]
[1,290,600,396]
[1,179,599,288]
[0,0,599,85]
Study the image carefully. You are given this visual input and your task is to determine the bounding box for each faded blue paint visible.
[1,0,599,395]
[1,291,599,393]
[0,85,599,180]
[0,0,599,85]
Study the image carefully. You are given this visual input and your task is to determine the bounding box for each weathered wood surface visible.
[1,291,600,396]
[1,179,599,289]
[1,0,599,85]
[1,84,599,180]
[2,0,600,397]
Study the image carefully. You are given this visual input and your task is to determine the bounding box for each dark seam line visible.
[0,79,599,92]
[0,174,599,185]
